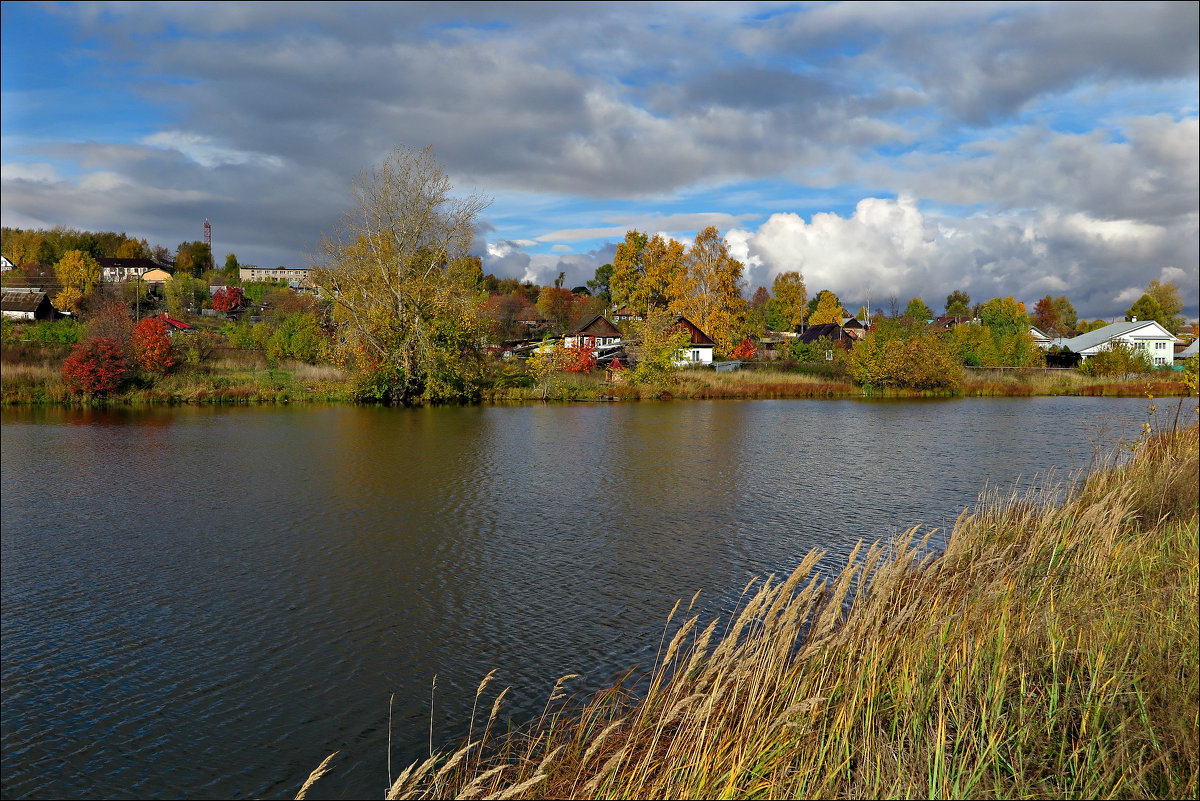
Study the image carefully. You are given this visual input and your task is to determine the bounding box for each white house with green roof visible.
[1049,319,1180,367]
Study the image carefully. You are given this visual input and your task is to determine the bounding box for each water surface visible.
[0,397,1155,798]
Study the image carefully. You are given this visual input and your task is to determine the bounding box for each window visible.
[1156,341,1167,350]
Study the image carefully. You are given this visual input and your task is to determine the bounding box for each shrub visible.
[848,323,961,389]
[211,286,245,312]
[561,341,597,373]
[267,312,325,363]
[132,317,176,375]
[61,336,129,395]
[1080,341,1152,376]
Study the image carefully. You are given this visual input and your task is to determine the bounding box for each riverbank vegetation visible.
[298,421,1199,800]
[3,147,1197,408]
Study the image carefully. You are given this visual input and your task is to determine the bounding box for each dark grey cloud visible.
[3,1,1196,319]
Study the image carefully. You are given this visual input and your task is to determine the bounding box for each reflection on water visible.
[0,398,1153,799]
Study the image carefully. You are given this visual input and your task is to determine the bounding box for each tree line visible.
[4,146,1194,403]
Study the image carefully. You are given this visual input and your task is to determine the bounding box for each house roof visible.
[925,316,973,332]
[1,290,49,313]
[566,314,622,338]
[1061,319,1179,353]
[672,315,715,346]
[798,322,855,344]
[1179,340,1199,359]
[157,313,195,330]
[96,257,164,272]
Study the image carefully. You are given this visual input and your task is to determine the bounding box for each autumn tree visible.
[62,336,129,395]
[312,145,490,404]
[626,307,690,384]
[115,238,149,259]
[847,320,960,390]
[132,316,176,375]
[668,226,746,354]
[808,290,847,326]
[536,285,576,334]
[770,271,808,332]
[1,227,44,266]
[223,253,241,280]
[84,291,135,348]
[610,231,685,313]
[903,297,933,322]
[1032,294,1078,336]
[165,273,207,316]
[609,230,647,310]
[945,289,971,316]
[54,249,101,314]
[267,312,326,363]
[175,241,214,277]
[730,336,758,360]
[561,340,597,373]
[211,286,245,313]
[1127,280,1185,332]
[977,296,1044,366]
[1081,341,1152,376]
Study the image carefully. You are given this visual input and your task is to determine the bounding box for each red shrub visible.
[211,286,245,312]
[62,336,129,395]
[562,341,597,373]
[132,316,176,375]
[730,336,758,360]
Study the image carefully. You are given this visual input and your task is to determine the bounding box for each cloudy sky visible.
[2,1,1197,320]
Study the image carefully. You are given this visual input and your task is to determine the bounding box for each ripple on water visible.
[1,399,1156,799]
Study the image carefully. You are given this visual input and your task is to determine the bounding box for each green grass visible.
[299,421,1200,800]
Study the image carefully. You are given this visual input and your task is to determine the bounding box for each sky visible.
[2,1,1197,321]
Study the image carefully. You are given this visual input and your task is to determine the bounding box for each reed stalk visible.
[300,420,1195,798]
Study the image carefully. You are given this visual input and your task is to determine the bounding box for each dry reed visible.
[299,419,1198,800]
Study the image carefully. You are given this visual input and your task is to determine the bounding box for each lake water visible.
[0,397,1158,799]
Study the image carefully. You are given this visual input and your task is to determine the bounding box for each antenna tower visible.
[203,218,212,248]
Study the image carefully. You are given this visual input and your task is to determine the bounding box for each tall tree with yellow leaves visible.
[808,290,847,326]
[771,271,808,332]
[609,230,648,311]
[669,226,746,354]
[53,249,101,314]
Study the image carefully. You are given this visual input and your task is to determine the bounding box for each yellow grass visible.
[299,421,1200,800]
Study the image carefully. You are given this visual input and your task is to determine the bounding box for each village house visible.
[611,306,642,325]
[1,290,65,321]
[96,257,164,283]
[672,315,715,366]
[1049,319,1180,367]
[563,314,623,350]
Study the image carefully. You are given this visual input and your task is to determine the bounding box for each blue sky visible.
[2,1,1197,320]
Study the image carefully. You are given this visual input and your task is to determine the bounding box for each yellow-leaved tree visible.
[771,271,808,332]
[609,230,648,312]
[54,249,101,314]
[808,290,846,326]
[312,145,490,405]
[609,231,684,313]
[669,226,746,355]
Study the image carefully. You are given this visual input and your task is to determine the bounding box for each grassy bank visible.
[0,355,355,406]
[2,350,1192,406]
[299,422,1199,800]
[482,364,1190,403]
